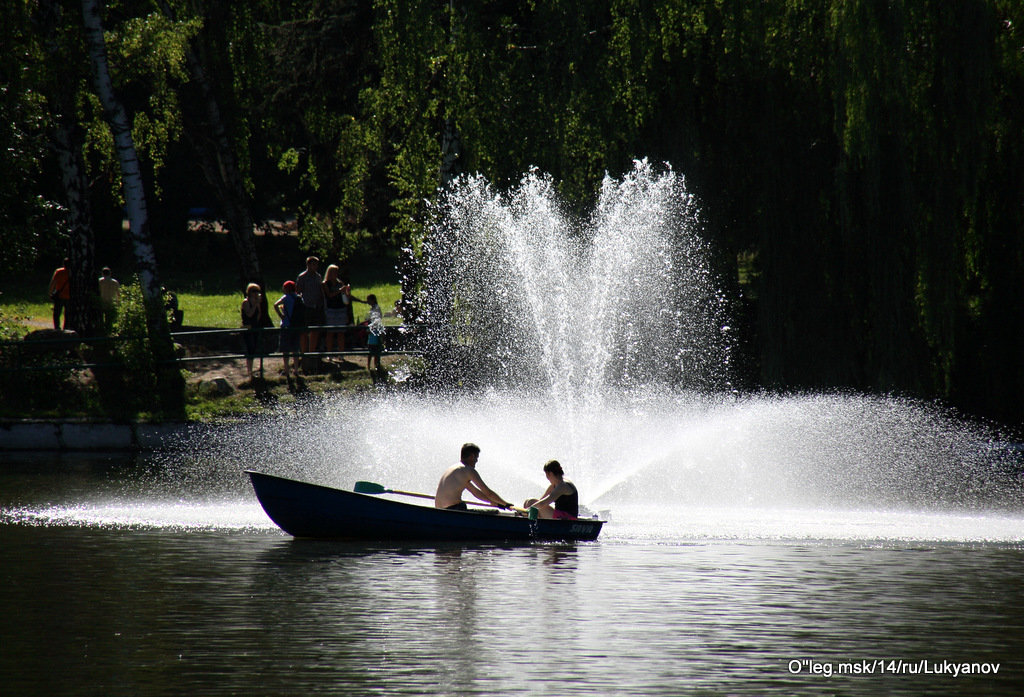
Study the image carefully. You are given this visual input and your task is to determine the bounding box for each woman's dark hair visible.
[543,460,563,477]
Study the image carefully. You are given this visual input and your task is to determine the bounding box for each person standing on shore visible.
[241,283,263,381]
[295,256,325,355]
[98,267,120,331]
[322,264,350,355]
[48,258,71,330]
[274,280,304,380]
[365,293,384,375]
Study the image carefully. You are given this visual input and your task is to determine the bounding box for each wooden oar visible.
[354,480,518,511]
[354,480,433,500]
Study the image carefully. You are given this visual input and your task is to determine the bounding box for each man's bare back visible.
[435,464,477,508]
[434,445,511,510]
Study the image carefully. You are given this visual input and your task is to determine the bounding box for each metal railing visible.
[0,324,422,375]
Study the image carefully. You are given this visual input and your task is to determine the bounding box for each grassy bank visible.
[159,278,403,329]
[0,232,413,420]
[1,231,404,332]
[0,283,402,331]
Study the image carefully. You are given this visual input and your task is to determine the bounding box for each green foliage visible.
[4,0,1024,426]
[0,2,68,273]
[91,11,202,198]
[248,1,382,258]
[107,278,161,415]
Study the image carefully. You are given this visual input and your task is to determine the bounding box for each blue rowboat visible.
[246,470,605,542]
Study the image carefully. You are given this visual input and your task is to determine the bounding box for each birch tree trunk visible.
[81,0,184,415]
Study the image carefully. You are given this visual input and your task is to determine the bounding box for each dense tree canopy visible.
[2,0,1022,428]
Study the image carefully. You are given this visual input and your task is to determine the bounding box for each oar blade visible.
[354,480,387,495]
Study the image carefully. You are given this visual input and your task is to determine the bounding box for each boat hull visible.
[246,470,604,542]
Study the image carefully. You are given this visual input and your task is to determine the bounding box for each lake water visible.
[7,164,1022,695]
[2,453,1023,696]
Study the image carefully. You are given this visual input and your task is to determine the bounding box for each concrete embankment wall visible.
[0,421,188,452]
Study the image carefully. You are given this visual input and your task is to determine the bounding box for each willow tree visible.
[156,0,264,289]
[943,1,1024,424]
[218,0,377,263]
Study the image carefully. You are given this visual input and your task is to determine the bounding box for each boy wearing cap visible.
[274,280,303,378]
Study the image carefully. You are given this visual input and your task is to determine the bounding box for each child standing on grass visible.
[365,294,384,376]
[274,280,303,380]
[241,283,263,381]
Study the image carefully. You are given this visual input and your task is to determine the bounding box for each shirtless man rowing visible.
[435,443,513,511]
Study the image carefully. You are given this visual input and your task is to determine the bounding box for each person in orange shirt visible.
[47,258,71,330]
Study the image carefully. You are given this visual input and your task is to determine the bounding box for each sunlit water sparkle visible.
[5,498,1024,545]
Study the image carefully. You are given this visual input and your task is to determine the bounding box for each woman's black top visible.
[555,485,579,517]
[324,280,347,309]
[241,303,260,328]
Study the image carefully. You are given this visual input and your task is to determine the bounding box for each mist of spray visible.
[415,161,732,402]
[157,161,1022,520]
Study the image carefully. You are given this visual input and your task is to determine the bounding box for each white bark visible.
[81,0,162,303]
[81,0,184,414]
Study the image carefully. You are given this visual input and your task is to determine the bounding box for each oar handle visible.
[388,488,434,501]
[467,501,529,514]
[463,500,525,512]
[364,482,523,513]
[390,488,511,511]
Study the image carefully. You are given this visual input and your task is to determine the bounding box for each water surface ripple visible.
[2,459,1023,696]
[2,525,1021,697]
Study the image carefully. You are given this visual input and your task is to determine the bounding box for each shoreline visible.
[0,419,189,452]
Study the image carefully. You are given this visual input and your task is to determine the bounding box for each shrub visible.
[98,278,160,416]
[0,304,85,416]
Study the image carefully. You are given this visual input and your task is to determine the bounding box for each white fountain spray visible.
[147,161,1024,542]
[418,161,731,404]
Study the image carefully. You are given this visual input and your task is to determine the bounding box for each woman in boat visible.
[523,460,578,520]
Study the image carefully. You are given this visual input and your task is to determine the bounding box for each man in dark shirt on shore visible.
[295,256,325,354]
